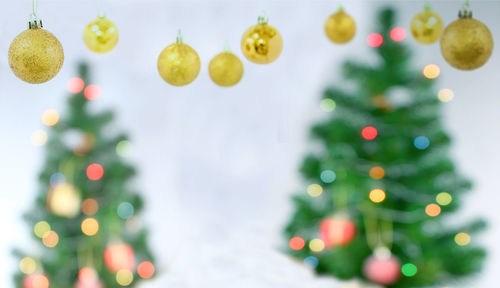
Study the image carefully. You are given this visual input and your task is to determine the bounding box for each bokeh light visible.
[307,184,323,197]
[367,33,384,47]
[87,163,104,181]
[104,244,135,272]
[125,217,143,234]
[438,89,455,102]
[117,202,135,220]
[116,140,132,157]
[19,257,36,274]
[309,239,325,252]
[423,64,440,79]
[84,84,102,101]
[414,136,430,150]
[49,173,66,188]
[425,203,441,217]
[47,184,81,218]
[137,261,155,279]
[390,27,407,42]
[31,130,48,146]
[401,263,418,277]
[116,269,134,286]
[67,77,85,93]
[34,221,51,238]
[369,166,385,179]
[436,192,453,206]
[455,232,471,246]
[30,274,49,288]
[41,109,60,127]
[78,267,97,283]
[82,198,99,215]
[369,188,386,203]
[289,236,306,251]
[81,218,99,236]
[304,256,319,269]
[361,126,378,140]
[42,231,59,248]
[320,170,336,183]
[320,98,336,112]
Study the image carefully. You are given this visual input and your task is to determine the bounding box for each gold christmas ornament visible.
[241,15,283,64]
[83,16,119,53]
[157,31,201,86]
[410,4,443,44]
[46,183,81,218]
[8,19,64,84]
[324,7,356,44]
[209,51,244,87]
[440,7,494,70]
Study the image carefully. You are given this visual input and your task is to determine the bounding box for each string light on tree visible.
[425,203,441,217]
[319,216,356,248]
[23,273,50,288]
[42,230,59,248]
[83,16,119,53]
[390,27,406,42]
[19,257,37,275]
[103,244,135,272]
[366,33,383,47]
[46,183,81,218]
[137,261,155,279]
[438,88,455,102]
[436,192,453,206]
[81,218,100,236]
[41,109,60,127]
[410,3,443,44]
[241,13,283,64]
[84,84,102,101]
[401,263,418,277]
[34,221,51,238]
[455,232,471,246]
[324,6,356,44]
[423,64,440,79]
[67,77,85,93]
[87,163,104,181]
[209,48,244,87]
[289,236,306,251]
[320,98,336,112]
[309,239,325,253]
[369,166,385,180]
[307,184,323,197]
[369,188,386,203]
[361,126,378,140]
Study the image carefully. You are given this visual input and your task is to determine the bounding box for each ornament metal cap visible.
[459,0,473,18]
[28,17,43,29]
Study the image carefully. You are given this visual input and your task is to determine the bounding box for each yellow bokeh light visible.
[369,166,385,180]
[436,192,453,206]
[116,269,134,286]
[81,218,99,236]
[369,188,386,203]
[41,109,60,126]
[438,89,454,102]
[31,130,48,146]
[307,184,323,198]
[42,231,59,248]
[34,221,51,238]
[455,232,471,246]
[423,64,440,79]
[425,203,441,217]
[19,257,36,274]
[309,239,325,252]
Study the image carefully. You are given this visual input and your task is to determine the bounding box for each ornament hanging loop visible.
[176,29,183,44]
[28,0,42,29]
[459,0,473,18]
[258,10,269,24]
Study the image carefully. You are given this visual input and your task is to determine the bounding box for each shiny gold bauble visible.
[46,183,81,218]
[241,20,283,64]
[209,52,244,87]
[324,9,356,44]
[410,9,443,44]
[83,16,119,53]
[8,27,64,84]
[157,42,201,86]
[440,17,494,70]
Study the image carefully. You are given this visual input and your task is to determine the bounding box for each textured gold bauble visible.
[410,9,443,44]
[157,42,201,86]
[241,19,283,64]
[209,52,244,87]
[8,27,64,84]
[324,9,356,44]
[83,16,119,53]
[440,17,494,70]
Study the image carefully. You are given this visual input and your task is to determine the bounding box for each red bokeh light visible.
[289,236,306,251]
[367,33,384,47]
[86,163,104,181]
[137,261,155,279]
[78,267,96,283]
[320,218,356,248]
[84,85,102,101]
[103,244,135,272]
[361,126,378,140]
[390,27,407,42]
[67,77,85,94]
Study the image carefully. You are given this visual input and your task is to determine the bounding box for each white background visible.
[0,0,499,287]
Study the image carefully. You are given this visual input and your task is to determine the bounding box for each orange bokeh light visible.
[137,261,155,279]
[87,163,104,181]
[42,231,59,248]
[369,166,385,179]
[104,244,135,272]
[78,267,97,283]
[81,218,99,236]
[289,236,306,251]
[82,198,99,215]
[426,203,441,217]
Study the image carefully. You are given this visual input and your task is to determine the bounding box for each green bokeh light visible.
[402,263,418,277]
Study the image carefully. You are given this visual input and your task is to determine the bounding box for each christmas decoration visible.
[241,15,283,64]
[209,51,244,87]
[410,4,443,44]
[157,31,201,86]
[324,6,357,44]
[83,16,119,53]
[284,8,486,288]
[440,2,494,70]
[319,216,356,248]
[9,17,64,84]
[13,63,155,287]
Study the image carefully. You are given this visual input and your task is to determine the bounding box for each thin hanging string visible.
[98,0,106,18]
[337,4,344,11]
[32,0,38,19]
[258,10,268,24]
[223,41,231,53]
[424,1,431,10]
[176,29,183,44]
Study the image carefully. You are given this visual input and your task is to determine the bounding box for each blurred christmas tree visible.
[284,8,486,288]
[14,63,156,288]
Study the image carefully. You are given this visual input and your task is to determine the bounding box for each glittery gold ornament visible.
[209,51,244,87]
[410,5,443,44]
[440,9,494,70]
[241,16,283,64]
[83,16,119,53]
[324,7,356,44]
[8,20,64,84]
[157,32,201,86]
